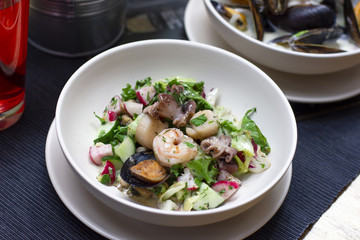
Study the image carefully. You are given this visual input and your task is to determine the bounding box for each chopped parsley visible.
[184,141,195,148]
[121,83,137,101]
[170,164,184,177]
[135,77,152,90]
[100,174,111,185]
[94,112,106,125]
[190,114,207,126]
[110,97,117,106]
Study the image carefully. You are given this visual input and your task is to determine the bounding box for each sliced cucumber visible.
[192,182,225,210]
[127,113,144,137]
[157,200,178,211]
[183,194,201,211]
[114,136,135,162]
[101,156,123,170]
[94,120,119,144]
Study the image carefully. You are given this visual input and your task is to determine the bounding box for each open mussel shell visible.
[120,151,169,188]
[211,0,247,31]
[289,27,345,53]
[344,0,360,46]
[248,0,265,40]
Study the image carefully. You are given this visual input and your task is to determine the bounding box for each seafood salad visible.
[89,77,271,211]
[211,0,360,53]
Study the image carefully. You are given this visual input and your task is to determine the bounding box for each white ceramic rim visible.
[55,39,297,218]
[203,0,360,59]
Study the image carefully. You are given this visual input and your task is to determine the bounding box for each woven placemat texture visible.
[1,1,360,238]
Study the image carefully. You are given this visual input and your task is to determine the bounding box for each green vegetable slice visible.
[241,108,271,155]
[190,114,207,126]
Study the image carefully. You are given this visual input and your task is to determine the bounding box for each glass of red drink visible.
[0,0,29,130]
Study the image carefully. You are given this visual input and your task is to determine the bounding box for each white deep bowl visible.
[55,39,297,227]
[204,0,360,75]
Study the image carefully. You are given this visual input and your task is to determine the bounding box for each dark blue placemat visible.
[1,0,360,239]
[247,104,360,239]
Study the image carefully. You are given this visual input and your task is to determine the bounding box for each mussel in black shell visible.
[120,152,169,188]
[344,0,360,46]
[267,4,336,33]
[211,0,247,31]
[289,27,345,53]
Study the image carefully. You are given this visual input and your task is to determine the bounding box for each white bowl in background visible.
[55,39,297,227]
[204,0,360,75]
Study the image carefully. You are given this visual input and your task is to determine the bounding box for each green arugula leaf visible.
[113,126,128,142]
[241,108,271,155]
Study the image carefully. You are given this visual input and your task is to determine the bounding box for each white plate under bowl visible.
[46,121,292,240]
[184,0,360,103]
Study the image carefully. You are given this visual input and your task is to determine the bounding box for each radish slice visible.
[101,160,116,184]
[123,101,143,117]
[249,144,271,173]
[212,180,240,200]
[136,85,156,105]
[217,170,242,186]
[107,111,117,121]
[106,95,123,114]
[89,144,113,165]
[177,168,198,190]
[103,95,123,122]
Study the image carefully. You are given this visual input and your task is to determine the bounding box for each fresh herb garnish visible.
[170,164,184,177]
[184,141,195,148]
[121,83,137,101]
[190,114,207,126]
[100,174,111,185]
[110,97,117,106]
[113,126,127,142]
[94,112,106,125]
[135,77,152,90]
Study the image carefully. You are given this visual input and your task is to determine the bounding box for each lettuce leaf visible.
[241,108,271,155]
[231,130,254,158]
[216,107,271,175]
[217,107,270,155]
[187,157,218,185]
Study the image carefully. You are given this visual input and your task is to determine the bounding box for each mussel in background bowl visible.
[55,39,297,227]
[204,0,360,74]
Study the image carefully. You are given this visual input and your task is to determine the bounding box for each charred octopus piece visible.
[200,135,237,163]
[143,93,196,128]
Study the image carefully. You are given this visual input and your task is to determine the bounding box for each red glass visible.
[0,0,29,130]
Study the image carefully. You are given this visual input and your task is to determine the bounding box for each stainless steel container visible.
[29,0,128,57]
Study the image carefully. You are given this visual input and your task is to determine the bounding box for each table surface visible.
[1,0,360,239]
